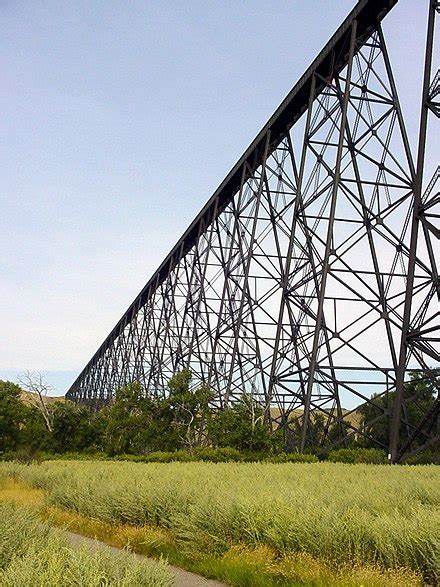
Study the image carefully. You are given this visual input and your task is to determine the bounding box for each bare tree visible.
[18,370,54,432]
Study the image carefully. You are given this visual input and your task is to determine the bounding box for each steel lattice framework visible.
[67,0,439,462]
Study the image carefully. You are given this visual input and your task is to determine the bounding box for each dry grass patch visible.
[42,506,178,559]
[0,477,44,507]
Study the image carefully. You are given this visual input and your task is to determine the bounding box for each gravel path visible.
[61,529,227,587]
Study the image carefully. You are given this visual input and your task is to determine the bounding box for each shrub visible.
[404,449,440,465]
[145,450,195,463]
[114,448,313,464]
[327,448,387,464]
[192,447,245,462]
[269,452,318,463]
[10,447,43,465]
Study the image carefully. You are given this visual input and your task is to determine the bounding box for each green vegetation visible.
[0,460,438,584]
[1,372,438,584]
[1,372,438,464]
[36,447,318,464]
[0,501,172,586]
[357,373,438,451]
[0,382,30,453]
[0,372,279,459]
[326,448,387,464]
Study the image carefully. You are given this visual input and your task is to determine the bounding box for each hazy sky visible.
[0,0,435,394]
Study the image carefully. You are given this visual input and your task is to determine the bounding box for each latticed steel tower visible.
[67,0,439,463]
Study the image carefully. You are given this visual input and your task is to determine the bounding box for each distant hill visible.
[19,390,64,407]
[270,406,361,428]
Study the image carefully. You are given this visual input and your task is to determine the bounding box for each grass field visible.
[0,460,438,586]
[0,500,172,586]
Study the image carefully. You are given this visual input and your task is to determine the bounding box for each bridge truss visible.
[67,0,439,462]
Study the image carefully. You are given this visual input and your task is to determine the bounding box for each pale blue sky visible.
[0,1,434,395]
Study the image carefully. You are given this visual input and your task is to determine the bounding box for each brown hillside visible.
[19,390,64,407]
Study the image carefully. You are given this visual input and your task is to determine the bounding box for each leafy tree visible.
[103,382,150,455]
[286,412,349,453]
[102,382,179,455]
[166,369,214,449]
[49,401,101,453]
[358,372,438,450]
[0,381,27,452]
[208,394,280,452]
[20,405,51,452]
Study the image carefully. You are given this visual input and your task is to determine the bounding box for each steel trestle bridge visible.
[67,0,440,463]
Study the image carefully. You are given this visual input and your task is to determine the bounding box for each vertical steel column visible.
[391,0,438,463]
[267,74,316,419]
[191,203,219,356]
[300,21,358,452]
[207,161,248,396]
[224,132,271,404]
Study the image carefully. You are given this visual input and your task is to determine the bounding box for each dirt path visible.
[61,529,227,587]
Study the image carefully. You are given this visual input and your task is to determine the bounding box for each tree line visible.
[0,369,437,460]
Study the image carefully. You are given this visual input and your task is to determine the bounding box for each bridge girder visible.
[67,0,439,462]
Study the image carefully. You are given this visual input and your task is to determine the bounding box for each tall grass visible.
[1,461,438,582]
[0,502,173,586]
